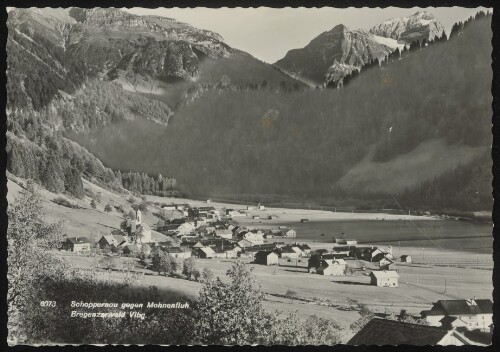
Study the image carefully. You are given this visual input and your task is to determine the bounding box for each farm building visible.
[62,237,91,253]
[347,318,481,346]
[239,248,260,260]
[420,299,493,332]
[223,247,240,259]
[281,228,296,238]
[400,255,412,263]
[164,246,192,259]
[370,270,399,287]
[279,257,309,268]
[277,246,300,259]
[314,259,347,276]
[363,247,384,262]
[122,244,140,256]
[377,256,396,270]
[255,251,279,265]
[98,235,127,249]
[195,247,216,259]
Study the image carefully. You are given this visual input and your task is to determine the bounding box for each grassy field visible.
[57,249,493,341]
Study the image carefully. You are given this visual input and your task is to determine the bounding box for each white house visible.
[370,270,399,287]
[421,299,493,332]
[314,259,347,276]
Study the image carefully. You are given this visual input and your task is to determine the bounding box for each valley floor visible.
[7,174,493,342]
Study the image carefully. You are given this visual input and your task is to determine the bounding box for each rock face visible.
[370,11,445,44]
[274,11,445,87]
[274,25,393,86]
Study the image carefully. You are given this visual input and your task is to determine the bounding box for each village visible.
[59,200,493,345]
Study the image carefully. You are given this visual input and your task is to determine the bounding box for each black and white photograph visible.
[4,3,495,346]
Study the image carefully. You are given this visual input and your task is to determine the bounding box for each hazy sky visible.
[125,7,490,63]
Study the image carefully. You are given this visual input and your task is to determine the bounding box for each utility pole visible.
[444,279,447,294]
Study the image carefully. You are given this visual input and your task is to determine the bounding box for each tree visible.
[192,269,201,281]
[90,199,97,209]
[41,150,65,193]
[128,210,136,220]
[164,255,178,276]
[182,257,196,280]
[265,310,342,345]
[104,204,112,213]
[195,261,267,344]
[7,181,67,343]
[151,251,168,275]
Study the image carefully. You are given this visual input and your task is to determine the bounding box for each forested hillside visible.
[6,7,303,199]
[71,13,492,211]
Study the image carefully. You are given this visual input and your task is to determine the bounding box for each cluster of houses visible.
[61,205,410,289]
[349,298,493,346]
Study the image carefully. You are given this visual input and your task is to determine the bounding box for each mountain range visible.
[6,8,493,212]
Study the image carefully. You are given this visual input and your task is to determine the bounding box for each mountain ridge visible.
[274,11,446,87]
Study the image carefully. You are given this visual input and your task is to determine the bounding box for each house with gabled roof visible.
[164,246,191,259]
[122,244,140,256]
[237,239,253,249]
[370,270,399,287]
[195,246,216,259]
[62,237,91,253]
[98,235,127,249]
[314,259,347,276]
[214,229,233,239]
[421,299,493,331]
[277,246,300,259]
[255,251,279,265]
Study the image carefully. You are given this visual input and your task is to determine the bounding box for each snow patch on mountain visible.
[372,35,406,51]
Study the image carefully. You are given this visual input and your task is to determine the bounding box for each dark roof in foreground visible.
[347,318,451,345]
[433,299,493,315]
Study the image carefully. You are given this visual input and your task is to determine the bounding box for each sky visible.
[125,7,491,63]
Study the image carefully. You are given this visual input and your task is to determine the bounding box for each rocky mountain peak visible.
[370,11,445,44]
[274,24,393,86]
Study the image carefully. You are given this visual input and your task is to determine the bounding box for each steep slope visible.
[274,25,394,86]
[370,11,445,44]
[7,7,304,113]
[71,14,492,211]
